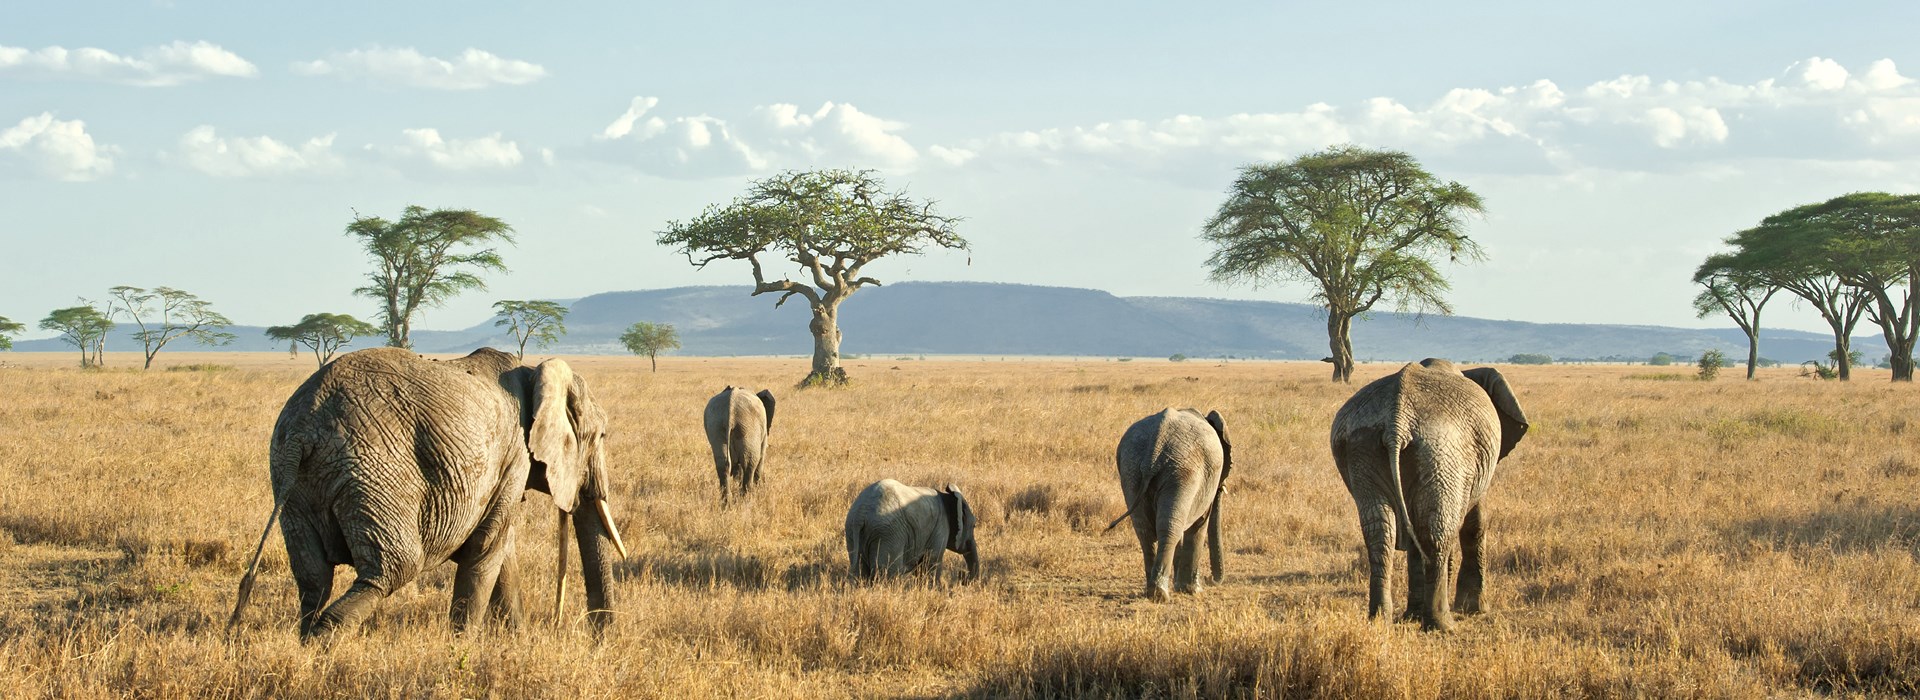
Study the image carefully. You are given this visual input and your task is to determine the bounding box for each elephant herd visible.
[228,349,1527,640]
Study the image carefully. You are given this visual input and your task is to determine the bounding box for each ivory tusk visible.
[553,509,570,619]
[596,499,630,560]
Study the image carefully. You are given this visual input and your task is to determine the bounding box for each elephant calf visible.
[704,386,775,504]
[1331,358,1528,632]
[844,479,980,583]
[1107,408,1232,601]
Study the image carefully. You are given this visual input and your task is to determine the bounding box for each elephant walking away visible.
[705,386,775,505]
[844,479,980,583]
[229,347,630,639]
[1330,358,1528,632]
[1107,408,1232,601]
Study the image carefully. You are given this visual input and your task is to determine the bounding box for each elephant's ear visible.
[756,389,776,433]
[1463,367,1529,459]
[1205,410,1232,480]
[530,359,583,512]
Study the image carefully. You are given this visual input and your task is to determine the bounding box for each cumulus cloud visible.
[383,128,524,170]
[174,126,341,177]
[589,97,919,177]
[0,113,114,181]
[0,40,257,86]
[293,47,545,89]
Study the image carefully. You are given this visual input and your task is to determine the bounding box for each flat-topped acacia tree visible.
[658,169,967,386]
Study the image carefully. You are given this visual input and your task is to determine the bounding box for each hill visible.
[9,282,1888,364]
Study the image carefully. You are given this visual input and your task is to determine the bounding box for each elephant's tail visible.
[228,496,284,631]
[1385,418,1431,565]
[1105,468,1170,532]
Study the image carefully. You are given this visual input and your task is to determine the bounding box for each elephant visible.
[228,347,630,640]
[1330,358,1528,632]
[704,386,775,505]
[844,479,980,583]
[1106,408,1232,601]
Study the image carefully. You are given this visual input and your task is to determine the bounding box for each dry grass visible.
[0,351,1917,698]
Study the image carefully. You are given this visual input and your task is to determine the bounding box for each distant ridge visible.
[9,282,1888,364]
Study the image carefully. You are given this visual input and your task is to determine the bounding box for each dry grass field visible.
[1,351,1918,698]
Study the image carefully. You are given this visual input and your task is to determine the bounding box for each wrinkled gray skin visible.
[844,479,980,583]
[704,386,775,505]
[1109,408,1232,601]
[1330,358,1528,632]
[264,347,620,639]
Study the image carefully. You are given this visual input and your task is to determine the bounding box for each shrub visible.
[1697,349,1726,381]
[1649,352,1675,366]
[1169,354,1188,363]
[1508,353,1553,365]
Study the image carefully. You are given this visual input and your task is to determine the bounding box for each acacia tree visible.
[1691,254,1778,380]
[619,321,680,372]
[0,316,21,351]
[348,206,514,349]
[266,313,380,368]
[107,286,236,369]
[1202,145,1486,382]
[39,305,113,368]
[657,169,967,386]
[1723,223,1869,381]
[1741,193,1920,381]
[492,300,569,361]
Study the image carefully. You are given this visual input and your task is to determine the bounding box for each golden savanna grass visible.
[1,351,1918,698]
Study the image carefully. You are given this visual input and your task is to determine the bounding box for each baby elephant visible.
[704,386,775,504]
[844,479,980,583]
[1108,408,1232,601]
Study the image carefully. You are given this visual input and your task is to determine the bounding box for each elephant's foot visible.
[1146,584,1172,601]
[1174,581,1204,596]
[1419,612,1456,633]
[1453,594,1484,616]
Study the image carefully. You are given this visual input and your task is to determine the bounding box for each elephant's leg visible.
[1401,549,1427,623]
[306,578,386,641]
[450,556,506,634]
[1148,506,1182,601]
[488,555,524,628]
[712,441,732,506]
[452,497,521,633]
[1354,497,1397,621]
[1455,504,1487,615]
[282,515,336,636]
[1415,538,1455,632]
[1173,517,1205,594]
[307,506,421,641]
[1129,513,1157,596]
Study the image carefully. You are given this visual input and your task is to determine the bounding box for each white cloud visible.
[0,113,114,181]
[589,97,919,178]
[0,41,256,86]
[174,126,340,177]
[294,47,545,90]
[385,128,524,170]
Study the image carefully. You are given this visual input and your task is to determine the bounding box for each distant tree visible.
[1697,349,1727,381]
[1724,215,1870,381]
[106,286,236,369]
[1649,352,1675,366]
[0,316,21,351]
[1169,353,1189,362]
[39,305,113,368]
[1691,254,1778,380]
[1201,145,1485,383]
[491,300,569,361]
[658,169,967,386]
[266,313,380,368]
[348,206,514,349]
[1740,193,1920,381]
[620,321,680,372]
[1507,353,1554,365]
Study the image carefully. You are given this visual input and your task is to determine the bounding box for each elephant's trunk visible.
[962,547,981,583]
[572,498,619,633]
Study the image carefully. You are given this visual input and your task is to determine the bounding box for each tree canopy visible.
[0,316,21,351]
[619,321,681,372]
[656,169,967,385]
[1201,145,1485,382]
[39,305,113,368]
[266,313,380,368]
[492,300,569,361]
[107,286,236,369]
[348,205,514,349]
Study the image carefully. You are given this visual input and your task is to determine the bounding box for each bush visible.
[1649,352,1675,366]
[1696,349,1726,381]
[1169,354,1188,363]
[1507,353,1553,365]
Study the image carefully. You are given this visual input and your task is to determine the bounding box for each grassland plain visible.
[0,351,1917,698]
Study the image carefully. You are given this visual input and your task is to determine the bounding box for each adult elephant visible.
[229,347,630,640]
[844,479,980,583]
[1106,408,1232,601]
[704,386,775,505]
[1330,358,1528,632]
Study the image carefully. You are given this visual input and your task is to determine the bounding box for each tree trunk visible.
[649,354,657,373]
[1326,312,1354,383]
[1892,337,1916,382]
[1744,329,1759,380]
[1836,335,1853,381]
[804,303,847,386]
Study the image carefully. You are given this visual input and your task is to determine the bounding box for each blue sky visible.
[5,1,1920,338]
